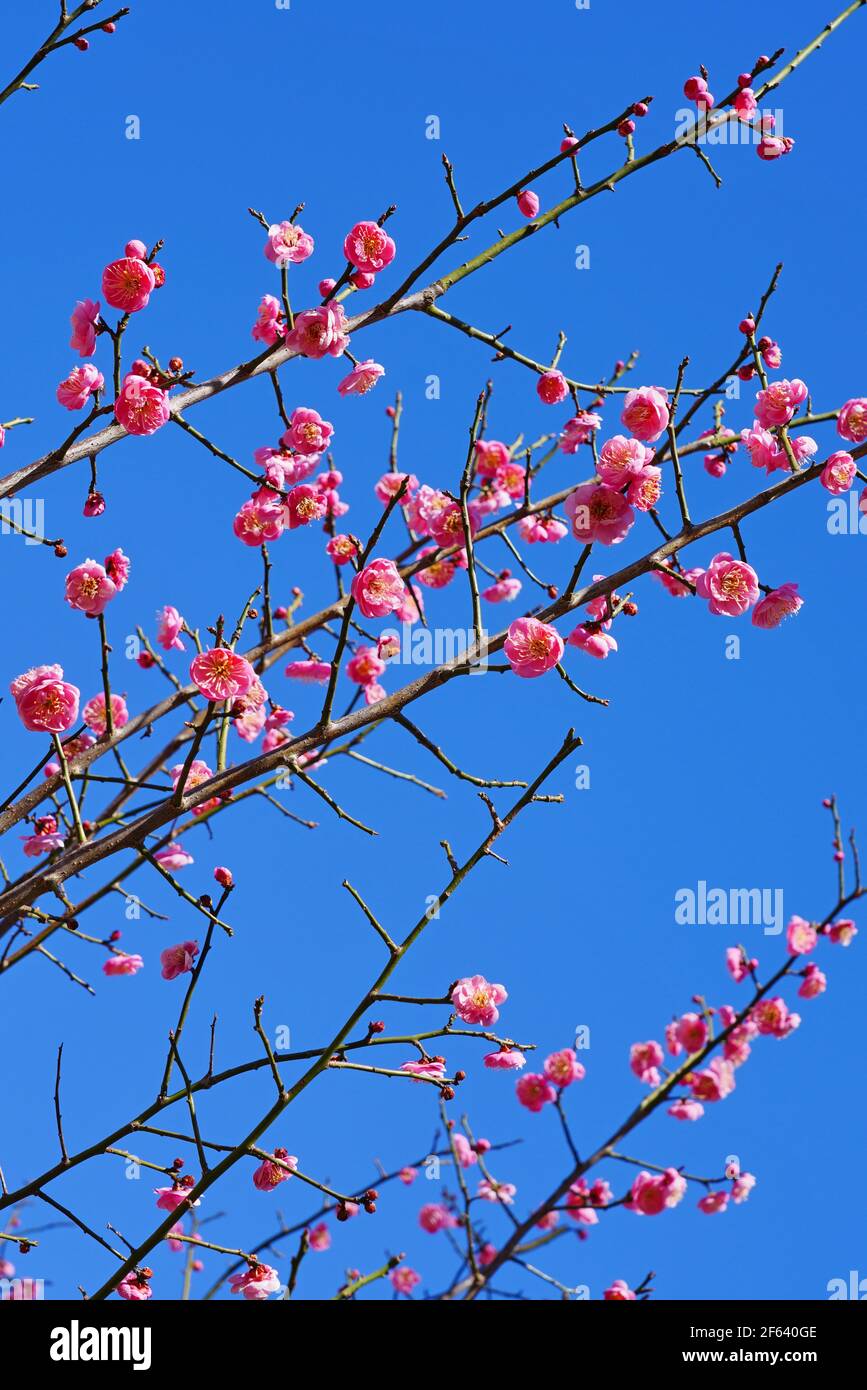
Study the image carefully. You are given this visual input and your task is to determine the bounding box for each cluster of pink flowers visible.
[515,1047,586,1113]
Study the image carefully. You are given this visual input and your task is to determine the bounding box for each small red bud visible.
[168,356,183,374]
[617,119,636,137]
[738,317,756,335]
[74,37,90,51]
[364,1200,376,1214]
[454,1070,466,1083]
[109,929,122,942]
[442,1085,455,1101]
[368,1020,385,1033]
[54,542,68,559]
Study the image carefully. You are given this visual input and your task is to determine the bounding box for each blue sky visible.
[1,0,864,1301]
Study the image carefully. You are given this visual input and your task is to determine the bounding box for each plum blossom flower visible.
[264,221,314,266]
[560,412,602,452]
[400,1059,447,1081]
[821,450,856,494]
[667,1099,705,1121]
[651,562,704,597]
[731,1172,756,1204]
[102,257,156,312]
[625,1168,687,1215]
[103,952,144,977]
[786,915,818,955]
[283,407,333,454]
[596,434,653,485]
[190,648,256,703]
[477,1179,516,1204]
[234,492,285,546]
[725,946,757,983]
[114,372,170,435]
[630,1040,664,1086]
[474,439,510,476]
[21,814,66,857]
[391,1265,422,1295]
[537,370,568,405]
[518,514,567,544]
[516,1073,556,1113]
[155,1182,200,1212]
[826,918,857,946]
[70,298,101,356]
[12,667,79,734]
[757,135,795,161]
[695,553,759,616]
[568,624,618,659]
[688,1057,736,1101]
[351,558,405,618]
[154,843,193,872]
[753,378,808,428]
[837,397,867,443]
[419,1203,456,1233]
[798,962,827,999]
[451,975,508,1026]
[157,605,185,651]
[284,659,332,683]
[504,617,564,678]
[229,1263,281,1299]
[252,1149,298,1190]
[698,1192,729,1215]
[57,363,104,410]
[565,482,635,545]
[604,1280,637,1301]
[285,303,350,359]
[117,1272,153,1301]
[484,1048,526,1070]
[752,583,803,629]
[344,221,396,274]
[251,294,286,345]
[338,359,385,396]
[65,559,117,616]
[284,484,328,529]
[399,1167,418,1185]
[543,1048,586,1087]
[83,692,129,736]
[306,1223,331,1252]
[160,940,199,980]
[621,386,670,442]
[482,571,522,603]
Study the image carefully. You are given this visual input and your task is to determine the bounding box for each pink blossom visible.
[114,372,170,435]
[604,1280,637,1301]
[283,407,333,454]
[695,552,759,616]
[452,1134,478,1169]
[752,996,801,1035]
[70,298,101,356]
[543,1048,586,1087]
[344,221,396,274]
[726,947,757,982]
[734,87,758,120]
[477,1179,516,1204]
[400,1059,447,1081]
[821,450,856,494]
[565,482,635,545]
[83,692,129,736]
[560,412,602,452]
[675,1012,708,1053]
[515,1073,557,1113]
[798,962,826,999]
[251,294,286,345]
[757,135,795,161]
[484,1048,526,1070]
[451,974,508,1025]
[103,952,144,977]
[190,648,256,702]
[535,1211,559,1231]
[12,667,79,734]
[597,434,653,485]
[418,1203,456,1233]
[326,534,360,565]
[621,386,670,442]
[689,1057,736,1101]
[264,221,314,267]
[731,1172,756,1204]
[518,514,567,544]
[351,558,405,618]
[284,484,327,529]
[252,1149,298,1190]
[652,562,704,597]
[390,1265,421,1295]
[234,493,284,545]
[338,359,385,396]
[65,558,116,616]
[625,1168,687,1215]
[752,582,803,629]
[837,397,867,443]
[229,1263,281,1299]
[826,918,857,946]
[153,842,193,871]
[786,914,818,955]
[698,1192,729,1215]
[155,1183,199,1212]
[346,645,386,687]
[482,571,522,603]
[285,303,350,359]
[667,1099,705,1121]
[629,1040,663,1086]
[474,439,510,476]
[160,940,199,980]
[504,617,564,678]
[517,189,539,218]
[284,659,332,683]
[537,370,568,405]
[102,257,156,312]
[104,548,130,591]
[157,605,185,652]
[57,363,104,410]
[754,378,808,428]
[627,466,662,511]
[399,1166,419,1185]
[117,1272,153,1301]
[568,624,618,659]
